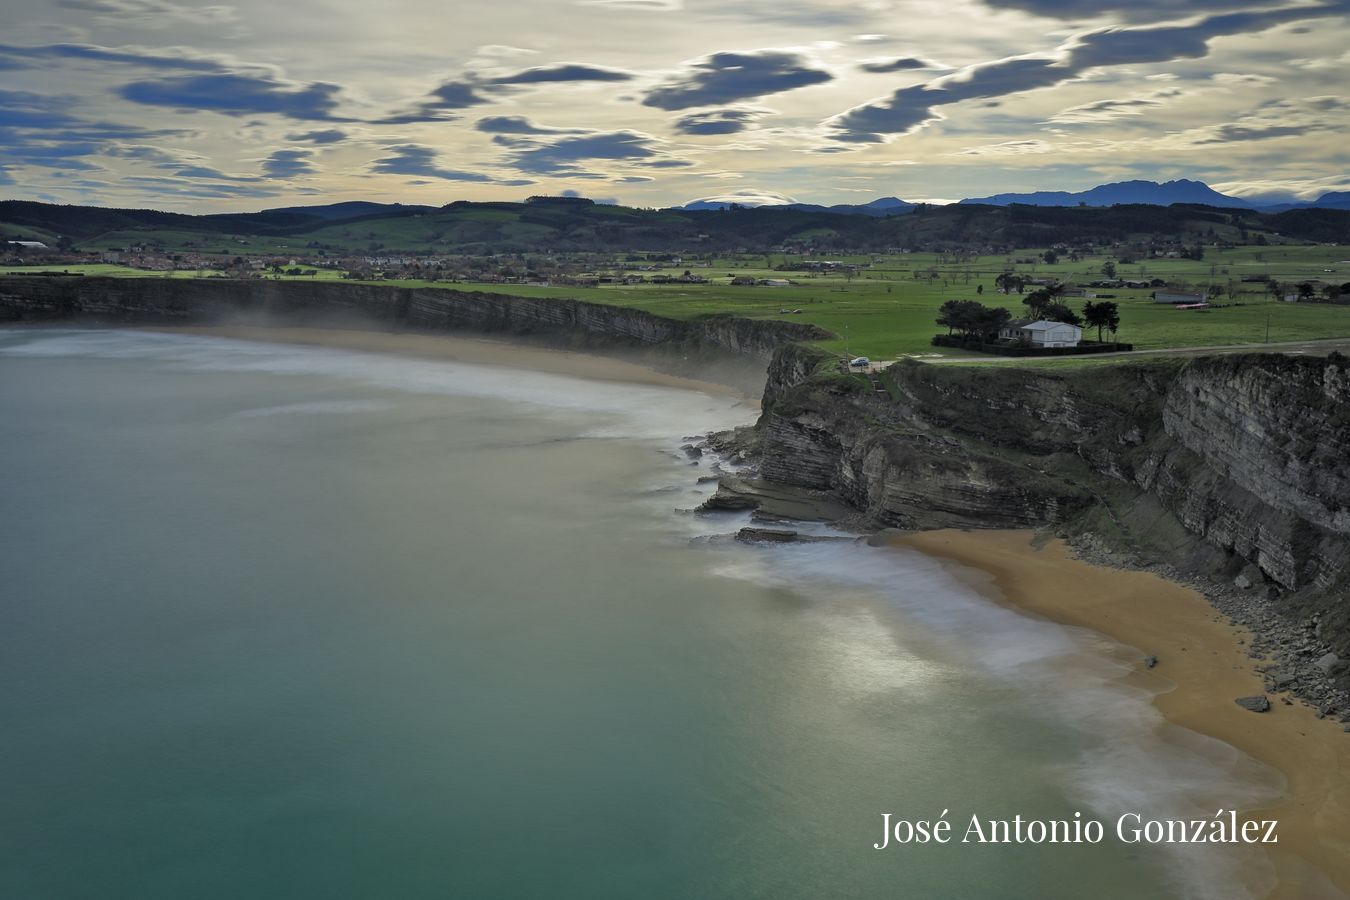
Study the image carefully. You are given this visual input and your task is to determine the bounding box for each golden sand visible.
[898,529,1350,900]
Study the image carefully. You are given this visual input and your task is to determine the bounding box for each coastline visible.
[143,325,753,401]
[897,529,1350,900]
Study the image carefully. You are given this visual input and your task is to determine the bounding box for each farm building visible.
[1154,290,1208,305]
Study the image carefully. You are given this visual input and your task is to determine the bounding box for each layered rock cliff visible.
[0,276,830,390]
[754,347,1350,672]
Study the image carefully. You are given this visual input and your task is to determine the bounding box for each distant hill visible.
[786,197,915,217]
[1259,191,1350,213]
[261,201,438,221]
[678,196,914,217]
[960,179,1254,209]
[3,197,1348,254]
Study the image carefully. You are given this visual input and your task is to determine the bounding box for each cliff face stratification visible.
[0,277,830,379]
[756,348,1350,665]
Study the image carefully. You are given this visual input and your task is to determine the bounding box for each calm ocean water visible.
[0,329,1279,899]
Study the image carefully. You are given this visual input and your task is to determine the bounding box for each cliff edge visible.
[752,345,1350,692]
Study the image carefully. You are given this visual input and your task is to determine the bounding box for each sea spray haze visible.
[0,330,1279,899]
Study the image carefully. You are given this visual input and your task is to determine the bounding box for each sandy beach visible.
[898,529,1350,900]
[146,325,751,400]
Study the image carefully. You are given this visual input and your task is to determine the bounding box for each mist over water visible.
[0,329,1278,899]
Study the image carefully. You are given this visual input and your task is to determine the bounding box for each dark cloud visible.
[426,80,492,108]
[104,144,262,182]
[119,73,347,121]
[370,144,533,184]
[977,0,1275,22]
[286,128,347,144]
[261,149,316,178]
[504,130,667,175]
[490,63,635,84]
[858,56,945,73]
[0,89,181,174]
[671,107,771,135]
[1200,123,1315,142]
[643,50,832,110]
[637,158,696,168]
[0,41,232,71]
[474,116,586,135]
[826,2,1348,141]
[373,80,490,124]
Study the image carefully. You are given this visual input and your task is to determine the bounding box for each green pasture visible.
[7,244,1348,360]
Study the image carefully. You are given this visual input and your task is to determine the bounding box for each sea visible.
[0,328,1283,899]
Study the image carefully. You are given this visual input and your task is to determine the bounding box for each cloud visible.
[104,143,262,181]
[976,0,1278,23]
[261,149,316,178]
[0,41,234,72]
[119,73,347,120]
[684,188,798,206]
[1193,96,1348,144]
[490,63,635,84]
[53,0,237,26]
[577,0,681,8]
[370,144,532,184]
[373,80,494,124]
[858,56,947,73]
[671,106,773,135]
[1047,88,1183,123]
[825,2,1349,141]
[505,129,669,175]
[958,139,1055,156]
[474,116,587,135]
[286,128,347,144]
[643,49,832,110]
[0,89,182,174]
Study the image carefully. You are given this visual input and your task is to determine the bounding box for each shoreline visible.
[142,325,756,402]
[897,529,1350,900]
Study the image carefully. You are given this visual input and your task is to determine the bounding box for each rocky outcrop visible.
[0,276,830,376]
[752,347,1350,670]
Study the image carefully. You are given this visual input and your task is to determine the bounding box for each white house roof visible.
[1021,320,1078,331]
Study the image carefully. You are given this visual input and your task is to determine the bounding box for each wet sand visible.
[898,529,1350,900]
[146,325,750,400]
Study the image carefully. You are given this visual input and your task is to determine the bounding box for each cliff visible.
[754,347,1350,679]
[0,276,831,390]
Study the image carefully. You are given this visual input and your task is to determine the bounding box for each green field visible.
[8,244,1348,360]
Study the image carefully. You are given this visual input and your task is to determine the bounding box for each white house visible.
[999,319,1083,348]
[1154,290,1208,305]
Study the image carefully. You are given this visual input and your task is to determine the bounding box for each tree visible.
[1298,281,1316,302]
[1043,249,1059,264]
[1102,260,1117,279]
[976,284,984,295]
[1042,302,1082,327]
[1083,300,1120,342]
[973,304,1012,342]
[1023,282,1065,319]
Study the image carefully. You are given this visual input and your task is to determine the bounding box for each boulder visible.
[736,528,800,544]
[1235,695,1271,713]
[1144,655,1158,668]
[1313,652,1341,675]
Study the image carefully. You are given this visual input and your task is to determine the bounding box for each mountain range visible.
[677,180,1349,216]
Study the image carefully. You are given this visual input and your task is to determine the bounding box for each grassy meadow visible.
[7,244,1349,360]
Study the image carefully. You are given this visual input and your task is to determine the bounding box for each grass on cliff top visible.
[7,243,1350,360]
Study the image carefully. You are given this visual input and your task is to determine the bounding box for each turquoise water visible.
[0,330,1277,899]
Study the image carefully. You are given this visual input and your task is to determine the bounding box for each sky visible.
[0,0,1346,212]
